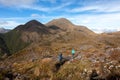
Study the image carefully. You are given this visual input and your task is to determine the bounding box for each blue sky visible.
[0,0,120,33]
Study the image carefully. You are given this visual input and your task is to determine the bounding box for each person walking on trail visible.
[71,48,75,59]
[90,69,99,80]
[58,53,63,62]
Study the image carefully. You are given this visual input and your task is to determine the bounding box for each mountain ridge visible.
[0,18,96,56]
[0,18,119,57]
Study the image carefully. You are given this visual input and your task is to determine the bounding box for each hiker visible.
[71,48,75,59]
[90,69,99,80]
[58,53,63,62]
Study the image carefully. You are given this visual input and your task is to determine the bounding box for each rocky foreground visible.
[0,47,120,80]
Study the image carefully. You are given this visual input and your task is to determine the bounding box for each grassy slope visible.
[0,34,10,57]
[4,30,30,54]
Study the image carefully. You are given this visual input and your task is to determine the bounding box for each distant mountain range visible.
[0,28,10,33]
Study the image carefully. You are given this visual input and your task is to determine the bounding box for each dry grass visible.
[53,59,91,80]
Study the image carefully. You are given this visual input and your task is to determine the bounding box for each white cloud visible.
[65,13,120,33]
[31,1,73,11]
[31,14,48,19]
[0,21,22,29]
[69,6,98,12]
[68,13,120,26]
[117,28,120,31]
[0,21,8,25]
[69,5,120,13]
[0,0,74,12]
[0,0,73,12]
[68,0,120,13]
[0,0,50,12]
[31,14,41,17]
[52,1,73,10]
[24,5,50,12]
[91,28,119,33]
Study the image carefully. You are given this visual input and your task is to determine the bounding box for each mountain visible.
[46,18,95,35]
[2,18,119,56]
[46,18,96,45]
[0,28,10,33]
[0,18,97,55]
[15,20,50,34]
[0,18,97,57]
[2,20,51,54]
[47,18,92,33]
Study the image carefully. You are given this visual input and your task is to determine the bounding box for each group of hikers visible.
[58,48,75,62]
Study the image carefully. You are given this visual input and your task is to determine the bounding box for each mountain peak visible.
[55,18,70,21]
[52,18,73,25]
[14,20,50,34]
[46,18,74,31]
[25,20,41,26]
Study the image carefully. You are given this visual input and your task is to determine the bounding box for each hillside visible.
[2,20,51,54]
[46,18,95,35]
[0,18,119,80]
[96,31,120,50]
[0,34,10,57]
[46,18,96,44]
